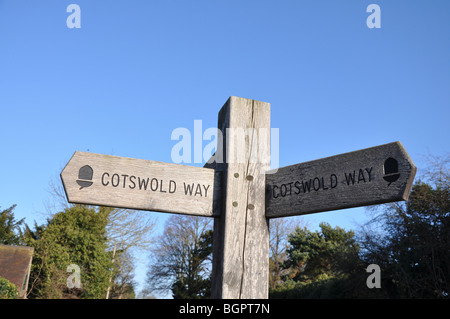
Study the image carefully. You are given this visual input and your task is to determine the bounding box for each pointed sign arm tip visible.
[265,141,418,218]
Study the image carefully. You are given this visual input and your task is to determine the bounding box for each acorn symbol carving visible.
[77,165,93,189]
[383,158,400,186]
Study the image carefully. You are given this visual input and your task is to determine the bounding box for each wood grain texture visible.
[61,152,220,217]
[211,96,271,299]
[266,141,417,218]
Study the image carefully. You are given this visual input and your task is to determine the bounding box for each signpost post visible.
[61,96,417,299]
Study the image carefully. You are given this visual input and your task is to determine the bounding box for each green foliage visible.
[271,276,344,299]
[271,223,366,298]
[0,276,18,299]
[271,170,449,298]
[284,223,361,282]
[0,205,25,245]
[4,157,447,299]
[362,180,450,298]
[24,205,114,299]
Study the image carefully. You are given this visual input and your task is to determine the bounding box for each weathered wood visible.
[266,141,417,218]
[211,96,271,299]
[61,152,221,217]
[60,95,418,301]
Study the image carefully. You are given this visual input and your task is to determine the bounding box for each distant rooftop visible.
[0,245,34,298]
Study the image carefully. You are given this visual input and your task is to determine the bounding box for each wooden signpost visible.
[266,142,416,218]
[61,152,221,217]
[61,96,417,299]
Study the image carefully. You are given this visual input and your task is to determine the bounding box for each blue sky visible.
[1,0,449,296]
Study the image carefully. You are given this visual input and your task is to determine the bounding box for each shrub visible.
[0,276,18,299]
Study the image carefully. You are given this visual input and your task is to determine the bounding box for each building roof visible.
[0,245,34,298]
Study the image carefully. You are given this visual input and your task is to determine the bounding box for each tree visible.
[284,223,361,282]
[271,223,364,298]
[102,206,155,299]
[270,155,450,299]
[24,205,114,299]
[171,229,212,299]
[105,250,136,299]
[0,276,18,299]
[47,178,157,298]
[145,215,212,299]
[0,205,24,245]
[47,177,156,255]
[269,217,304,290]
[360,154,450,298]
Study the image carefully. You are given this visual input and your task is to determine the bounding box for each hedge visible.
[0,276,18,299]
